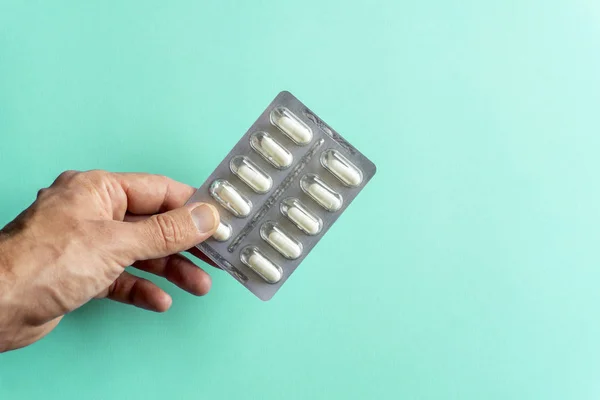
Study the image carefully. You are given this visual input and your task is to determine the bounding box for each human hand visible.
[0,170,220,352]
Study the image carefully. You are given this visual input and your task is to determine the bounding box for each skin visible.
[0,170,220,353]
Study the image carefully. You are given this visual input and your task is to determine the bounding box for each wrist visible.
[0,234,37,353]
[0,236,19,352]
[0,232,64,352]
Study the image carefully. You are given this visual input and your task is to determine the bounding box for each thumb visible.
[125,202,220,261]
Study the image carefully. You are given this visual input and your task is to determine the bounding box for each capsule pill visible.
[250,132,293,169]
[288,208,319,234]
[230,156,272,193]
[271,107,313,145]
[260,222,303,259]
[321,149,363,187]
[212,221,232,242]
[241,247,282,284]
[301,174,343,212]
[280,198,322,235]
[209,179,252,217]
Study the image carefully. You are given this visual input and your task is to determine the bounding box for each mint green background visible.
[1,1,600,399]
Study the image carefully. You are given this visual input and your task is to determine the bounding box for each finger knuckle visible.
[70,171,88,186]
[80,169,108,184]
[70,170,87,181]
[36,187,49,199]
[153,213,182,251]
[57,170,77,181]
[50,170,78,188]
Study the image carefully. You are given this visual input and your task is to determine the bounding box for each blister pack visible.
[187,91,376,300]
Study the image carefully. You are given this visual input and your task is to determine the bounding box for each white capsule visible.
[288,206,321,235]
[250,132,293,169]
[280,198,323,235]
[321,149,363,187]
[300,175,343,212]
[269,231,301,259]
[241,247,282,284]
[248,254,281,283]
[271,107,313,145]
[212,221,232,242]
[209,179,252,217]
[220,185,251,216]
[230,156,272,193]
[262,136,293,167]
[260,222,303,259]
[278,116,310,143]
[240,165,270,192]
[308,183,341,211]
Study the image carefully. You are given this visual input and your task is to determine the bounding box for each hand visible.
[0,170,220,352]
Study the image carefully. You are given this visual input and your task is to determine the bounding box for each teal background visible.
[1,0,600,399]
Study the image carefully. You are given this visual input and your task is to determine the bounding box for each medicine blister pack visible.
[187,91,376,300]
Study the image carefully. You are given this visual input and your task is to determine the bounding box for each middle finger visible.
[132,254,212,296]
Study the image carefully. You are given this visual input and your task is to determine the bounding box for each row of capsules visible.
[208,107,363,284]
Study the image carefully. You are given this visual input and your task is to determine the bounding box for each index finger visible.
[114,173,196,215]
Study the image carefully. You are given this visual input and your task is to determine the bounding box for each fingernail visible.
[191,203,218,233]
[160,294,173,311]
